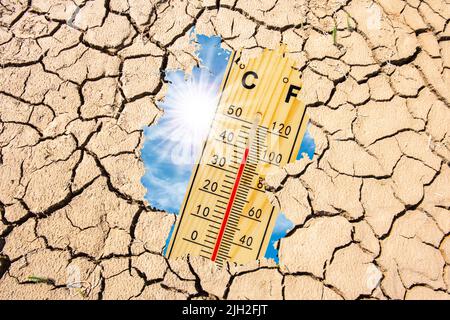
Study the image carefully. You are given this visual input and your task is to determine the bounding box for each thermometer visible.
[166,45,309,266]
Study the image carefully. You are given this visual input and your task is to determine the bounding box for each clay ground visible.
[0,0,449,300]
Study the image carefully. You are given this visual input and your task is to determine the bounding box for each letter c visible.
[242,71,258,89]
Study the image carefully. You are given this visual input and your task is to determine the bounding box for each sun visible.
[167,75,218,138]
[154,69,222,166]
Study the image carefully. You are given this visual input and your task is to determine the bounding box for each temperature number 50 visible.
[227,105,242,117]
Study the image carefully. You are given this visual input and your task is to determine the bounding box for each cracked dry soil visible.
[0,0,449,300]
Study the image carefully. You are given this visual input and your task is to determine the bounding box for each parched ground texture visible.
[0,0,449,300]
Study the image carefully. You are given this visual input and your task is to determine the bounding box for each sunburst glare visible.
[156,71,221,165]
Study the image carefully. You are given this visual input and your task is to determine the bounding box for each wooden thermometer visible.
[166,45,309,266]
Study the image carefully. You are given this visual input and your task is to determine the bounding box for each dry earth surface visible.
[0,0,449,300]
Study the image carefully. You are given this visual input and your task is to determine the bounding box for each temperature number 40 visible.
[239,235,253,247]
[219,130,234,143]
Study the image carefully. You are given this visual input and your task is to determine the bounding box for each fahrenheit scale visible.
[166,45,309,266]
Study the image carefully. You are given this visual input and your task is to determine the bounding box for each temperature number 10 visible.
[195,204,210,217]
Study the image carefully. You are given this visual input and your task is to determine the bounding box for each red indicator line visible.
[211,147,249,262]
